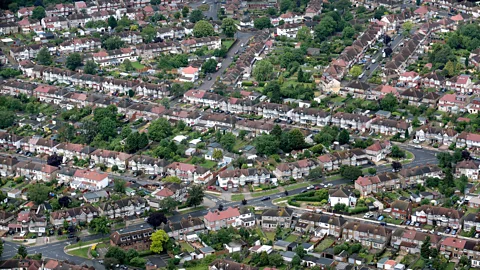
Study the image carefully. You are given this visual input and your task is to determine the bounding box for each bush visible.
[242,81,253,86]
[347,206,369,214]
[288,199,301,207]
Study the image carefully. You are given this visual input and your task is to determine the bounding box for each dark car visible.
[148,175,157,180]
[301,189,309,193]
[260,196,271,201]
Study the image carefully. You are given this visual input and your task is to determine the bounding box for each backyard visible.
[314,237,335,252]
[180,242,195,252]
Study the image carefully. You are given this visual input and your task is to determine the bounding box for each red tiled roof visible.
[204,207,240,222]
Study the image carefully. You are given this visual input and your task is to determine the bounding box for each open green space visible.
[251,188,279,197]
[222,39,235,50]
[66,246,90,258]
[231,194,245,201]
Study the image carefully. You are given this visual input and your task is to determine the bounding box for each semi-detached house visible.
[391,228,440,254]
[412,205,463,229]
[165,162,211,184]
[274,158,319,180]
[98,197,148,219]
[296,212,345,237]
[204,207,241,231]
[342,222,392,249]
[217,168,270,188]
[261,207,293,229]
[50,205,98,228]
[71,169,109,191]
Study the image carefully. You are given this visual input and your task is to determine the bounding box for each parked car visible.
[148,175,157,180]
[307,185,314,190]
[405,220,411,225]
[377,215,384,221]
[207,186,217,190]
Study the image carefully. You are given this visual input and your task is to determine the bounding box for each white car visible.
[414,145,422,149]
[307,185,314,190]
[371,59,376,64]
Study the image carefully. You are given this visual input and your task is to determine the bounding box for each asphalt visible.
[189,0,220,21]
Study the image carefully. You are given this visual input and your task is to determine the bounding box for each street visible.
[189,0,219,21]
[0,144,439,265]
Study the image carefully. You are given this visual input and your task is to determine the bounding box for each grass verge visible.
[66,246,90,258]
[284,182,310,191]
[231,194,245,201]
[251,188,279,198]
[178,206,207,214]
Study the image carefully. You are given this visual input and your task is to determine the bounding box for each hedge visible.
[347,206,368,214]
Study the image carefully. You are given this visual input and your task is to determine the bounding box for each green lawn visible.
[384,217,404,225]
[178,206,207,214]
[199,160,217,169]
[67,247,90,258]
[131,61,145,70]
[284,182,310,191]
[180,242,195,252]
[251,188,279,197]
[405,150,414,160]
[65,238,109,249]
[445,262,456,270]
[314,237,335,252]
[284,234,298,242]
[231,194,245,201]
[412,258,425,269]
[325,174,342,181]
[265,231,275,241]
[222,39,235,50]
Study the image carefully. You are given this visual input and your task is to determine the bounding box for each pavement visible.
[197,31,255,91]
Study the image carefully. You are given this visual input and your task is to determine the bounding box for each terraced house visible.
[217,168,271,188]
[274,158,320,180]
[50,205,99,227]
[342,222,392,249]
[98,197,148,219]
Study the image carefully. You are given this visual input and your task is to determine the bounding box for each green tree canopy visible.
[221,18,237,38]
[193,20,215,38]
[36,47,52,65]
[189,9,204,23]
[253,60,274,81]
[254,17,272,30]
[66,53,82,71]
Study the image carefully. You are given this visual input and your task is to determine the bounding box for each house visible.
[342,222,392,249]
[203,207,241,231]
[390,200,412,219]
[184,89,224,107]
[209,260,258,270]
[0,211,14,230]
[287,107,330,126]
[456,159,480,180]
[457,132,480,149]
[398,164,443,185]
[274,159,319,180]
[90,149,132,170]
[463,213,480,232]
[254,103,292,120]
[50,205,99,228]
[82,190,109,203]
[412,205,463,229]
[276,23,302,38]
[370,118,411,138]
[391,228,440,254]
[438,94,468,113]
[110,227,153,251]
[98,197,148,219]
[297,212,345,237]
[365,140,391,162]
[71,169,109,191]
[328,187,357,208]
[331,112,372,132]
[159,216,205,240]
[217,168,270,188]
[414,125,458,146]
[179,66,200,82]
[165,162,211,184]
[14,161,58,182]
[440,237,480,267]
[261,207,293,229]
[354,172,400,196]
[0,156,18,177]
[128,155,168,175]
[225,240,247,253]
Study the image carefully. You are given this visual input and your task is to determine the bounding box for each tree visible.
[147,212,168,229]
[212,149,223,160]
[220,132,236,152]
[103,36,124,50]
[253,60,274,81]
[420,236,431,258]
[31,6,46,20]
[123,59,134,72]
[193,20,215,38]
[182,6,190,17]
[28,184,51,204]
[159,197,178,214]
[0,111,15,129]
[390,145,406,158]
[334,203,347,212]
[0,68,22,78]
[264,81,282,103]
[189,10,204,23]
[141,25,156,43]
[17,246,27,259]
[66,53,82,71]
[291,255,301,267]
[202,58,218,73]
[280,0,294,12]
[58,196,71,208]
[98,118,116,140]
[125,132,149,153]
[89,216,110,234]
[268,252,284,267]
[294,245,306,258]
[187,185,205,208]
[307,167,323,180]
[255,135,280,156]
[340,165,363,181]
[113,179,126,193]
[349,65,363,78]
[108,16,117,29]
[106,246,126,264]
[150,230,169,253]
[391,161,402,171]
[402,21,414,35]
[297,68,305,83]
[83,60,97,75]
[254,17,272,30]
[342,26,355,39]
[221,18,237,38]
[297,26,312,42]
[282,129,306,152]
[338,129,350,145]
[380,93,398,112]
[148,118,172,141]
[443,60,456,77]
[126,249,139,262]
[368,168,377,175]
[36,47,52,65]
[271,124,283,139]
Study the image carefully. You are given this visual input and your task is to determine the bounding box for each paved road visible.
[189,0,220,21]
[198,31,255,90]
